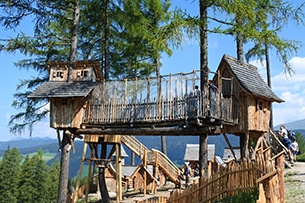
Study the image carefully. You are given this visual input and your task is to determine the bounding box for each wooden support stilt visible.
[73,142,88,203]
[85,148,93,203]
[143,150,147,196]
[115,143,122,202]
[199,134,208,179]
[153,150,158,194]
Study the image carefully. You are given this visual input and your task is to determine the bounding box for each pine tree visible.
[46,160,60,202]
[0,147,22,203]
[18,150,48,203]
[295,132,305,157]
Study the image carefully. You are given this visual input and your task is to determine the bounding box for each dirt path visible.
[284,161,305,203]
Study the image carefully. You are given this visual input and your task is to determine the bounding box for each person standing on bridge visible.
[194,85,201,124]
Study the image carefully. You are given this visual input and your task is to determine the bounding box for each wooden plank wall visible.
[50,98,85,128]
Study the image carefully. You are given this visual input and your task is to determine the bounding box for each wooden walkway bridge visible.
[79,70,236,135]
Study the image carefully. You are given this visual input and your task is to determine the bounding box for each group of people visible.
[183,162,200,188]
[277,125,300,163]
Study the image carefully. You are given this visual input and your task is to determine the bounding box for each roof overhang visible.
[28,81,97,98]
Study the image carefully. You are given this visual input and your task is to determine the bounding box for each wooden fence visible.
[135,136,285,203]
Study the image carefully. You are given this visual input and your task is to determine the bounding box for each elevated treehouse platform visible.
[29,55,283,138]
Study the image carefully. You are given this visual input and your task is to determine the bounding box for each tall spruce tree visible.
[18,151,48,203]
[46,160,60,202]
[0,147,22,203]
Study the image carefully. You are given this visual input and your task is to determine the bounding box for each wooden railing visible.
[148,149,182,185]
[82,71,235,126]
[121,135,148,159]
[121,135,182,185]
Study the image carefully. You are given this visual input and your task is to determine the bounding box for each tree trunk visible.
[199,134,208,178]
[58,1,80,202]
[265,42,273,129]
[199,0,209,90]
[99,167,110,203]
[103,0,110,80]
[161,136,167,155]
[236,31,244,61]
[155,57,167,156]
[131,152,135,166]
[69,0,80,64]
[240,132,249,158]
[100,143,110,203]
[57,132,71,203]
[199,0,209,179]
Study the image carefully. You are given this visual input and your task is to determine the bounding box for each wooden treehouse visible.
[28,54,283,202]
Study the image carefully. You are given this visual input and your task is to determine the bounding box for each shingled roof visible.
[221,55,284,102]
[184,144,215,161]
[28,81,97,98]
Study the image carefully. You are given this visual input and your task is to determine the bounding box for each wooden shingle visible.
[28,81,97,98]
[222,55,283,102]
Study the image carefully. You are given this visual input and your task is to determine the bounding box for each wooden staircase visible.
[121,135,182,185]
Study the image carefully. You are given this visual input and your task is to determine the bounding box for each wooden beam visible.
[222,133,237,160]
[73,143,87,203]
[115,143,122,202]
[76,126,222,136]
[256,169,278,183]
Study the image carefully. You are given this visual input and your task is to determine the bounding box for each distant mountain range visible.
[274,118,305,131]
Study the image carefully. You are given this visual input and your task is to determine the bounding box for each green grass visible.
[218,189,258,203]
[284,171,298,177]
[42,152,57,162]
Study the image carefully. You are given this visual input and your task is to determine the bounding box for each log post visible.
[73,142,88,203]
[276,154,285,203]
[115,143,122,202]
[199,133,208,179]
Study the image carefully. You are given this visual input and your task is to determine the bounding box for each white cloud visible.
[271,56,305,126]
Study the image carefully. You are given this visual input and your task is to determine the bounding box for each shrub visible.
[218,189,258,203]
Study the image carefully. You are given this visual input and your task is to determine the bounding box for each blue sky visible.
[1,1,305,141]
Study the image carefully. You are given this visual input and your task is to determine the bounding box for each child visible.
[290,139,299,162]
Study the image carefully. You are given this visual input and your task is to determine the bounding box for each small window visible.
[76,70,89,78]
[57,71,64,78]
[51,70,66,80]
[256,100,263,111]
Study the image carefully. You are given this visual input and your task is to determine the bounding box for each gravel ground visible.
[284,161,305,203]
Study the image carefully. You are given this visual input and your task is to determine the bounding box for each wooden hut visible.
[184,144,216,163]
[130,164,158,193]
[183,144,219,178]
[211,55,283,156]
[28,60,102,129]
[214,55,283,136]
